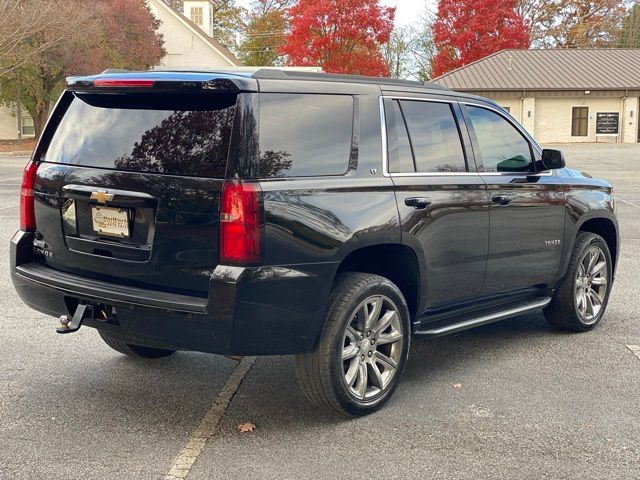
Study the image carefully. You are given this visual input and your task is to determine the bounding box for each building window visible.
[21,115,35,136]
[572,107,588,136]
[190,6,203,25]
[503,106,511,113]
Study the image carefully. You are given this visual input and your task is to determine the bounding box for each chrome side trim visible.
[379,95,552,178]
[415,297,552,336]
[379,96,389,176]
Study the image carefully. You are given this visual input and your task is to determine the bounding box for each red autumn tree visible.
[280,0,395,77]
[432,0,530,78]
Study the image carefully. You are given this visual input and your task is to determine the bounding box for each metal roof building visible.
[433,49,640,144]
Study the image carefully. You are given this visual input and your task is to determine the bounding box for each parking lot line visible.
[626,345,640,360]
[163,356,256,480]
[0,204,18,210]
[616,196,640,209]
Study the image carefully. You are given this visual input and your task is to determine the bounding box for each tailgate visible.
[31,90,238,296]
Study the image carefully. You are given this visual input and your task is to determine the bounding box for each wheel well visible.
[579,217,618,269]
[335,244,420,319]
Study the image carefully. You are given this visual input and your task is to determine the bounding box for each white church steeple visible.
[183,1,214,37]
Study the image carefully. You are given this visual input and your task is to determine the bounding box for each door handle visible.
[405,197,432,209]
[491,194,513,205]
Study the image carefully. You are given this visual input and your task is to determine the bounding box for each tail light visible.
[220,180,261,265]
[93,78,155,88]
[20,161,39,231]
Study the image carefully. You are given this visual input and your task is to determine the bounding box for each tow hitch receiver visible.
[57,304,93,334]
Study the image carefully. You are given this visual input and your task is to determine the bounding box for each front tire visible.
[98,331,177,359]
[295,273,411,416]
[544,232,613,332]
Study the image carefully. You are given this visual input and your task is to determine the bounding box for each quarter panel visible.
[260,177,400,265]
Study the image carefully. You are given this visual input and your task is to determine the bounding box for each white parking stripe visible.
[616,197,640,209]
[626,345,640,360]
[163,356,256,480]
[0,204,17,210]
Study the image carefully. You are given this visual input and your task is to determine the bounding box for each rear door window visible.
[44,92,237,177]
[398,100,467,173]
[386,100,415,173]
[258,93,354,178]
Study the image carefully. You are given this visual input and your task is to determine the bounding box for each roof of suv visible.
[73,67,451,93]
[67,68,497,105]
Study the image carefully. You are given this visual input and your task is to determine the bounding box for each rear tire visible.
[295,273,411,416]
[544,232,613,332]
[98,331,176,359]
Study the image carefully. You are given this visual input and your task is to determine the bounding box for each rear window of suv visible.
[258,93,354,178]
[44,92,236,177]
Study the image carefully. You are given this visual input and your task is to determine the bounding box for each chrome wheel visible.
[575,245,608,323]
[341,295,404,400]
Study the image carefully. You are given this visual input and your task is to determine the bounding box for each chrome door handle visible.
[405,197,432,209]
[491,194,512,205]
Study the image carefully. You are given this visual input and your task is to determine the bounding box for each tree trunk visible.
[33,105,50,140]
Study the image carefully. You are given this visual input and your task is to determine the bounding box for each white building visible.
[432,49,640,144]
[148,0,240,69]
[0,0,240,140]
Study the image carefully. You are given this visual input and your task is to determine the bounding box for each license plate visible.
[92,206,130,238]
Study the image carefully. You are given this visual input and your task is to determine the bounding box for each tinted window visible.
[466,106,532,173]
[45,93,236,177]
[259,94,353,177]
[399,100,466,173]
[387,100,415,173]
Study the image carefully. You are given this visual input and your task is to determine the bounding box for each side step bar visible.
[415,297,552,338]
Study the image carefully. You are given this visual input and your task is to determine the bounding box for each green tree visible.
[162,0,184,10]
[238,0,293,66]
[408,14,437,81]
[0,0,165,138]
[209,1,246,49]
[516,0,547,46]
[617,3,640,47]
[381,20,436,81]
[382,27,413,79]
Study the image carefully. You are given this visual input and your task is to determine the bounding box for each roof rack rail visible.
[251,69,447,89]
[101,69,134,74]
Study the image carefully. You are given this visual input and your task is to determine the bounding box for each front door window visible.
[466,106,533,173]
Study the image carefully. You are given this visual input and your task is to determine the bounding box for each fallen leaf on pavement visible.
[237,422,256,433]
[453,383,462,388]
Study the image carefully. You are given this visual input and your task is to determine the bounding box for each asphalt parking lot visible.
[0,144,638,480]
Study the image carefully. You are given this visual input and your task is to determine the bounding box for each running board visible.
[414,297,552,338]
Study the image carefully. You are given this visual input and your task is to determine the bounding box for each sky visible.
[236,1,437,28]
[386,0,436,27]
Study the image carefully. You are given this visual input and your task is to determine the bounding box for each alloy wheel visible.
[575,245,608,323]
[341,295,404,400]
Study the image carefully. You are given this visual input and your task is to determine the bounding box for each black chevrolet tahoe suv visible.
[11,69,619,416]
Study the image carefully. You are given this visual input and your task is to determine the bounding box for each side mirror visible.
[539,149,566,171]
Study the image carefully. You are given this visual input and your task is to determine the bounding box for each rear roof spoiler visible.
[66,71,258,93]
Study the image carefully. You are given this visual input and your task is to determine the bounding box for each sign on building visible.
[596,113,619,135]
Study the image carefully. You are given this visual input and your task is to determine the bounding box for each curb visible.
[0,151,32,156]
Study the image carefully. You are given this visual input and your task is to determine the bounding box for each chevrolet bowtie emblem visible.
[90,190,114,204]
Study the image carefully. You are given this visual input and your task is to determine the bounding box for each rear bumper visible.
[11,231,335,355]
